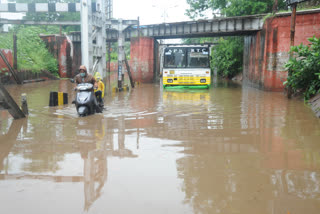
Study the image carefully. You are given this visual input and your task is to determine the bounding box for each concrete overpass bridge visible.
[81,14,265,42]
[0,14,265,41]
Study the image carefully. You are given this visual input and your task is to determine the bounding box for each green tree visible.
[211,37,243,78]
[186,0,287,19]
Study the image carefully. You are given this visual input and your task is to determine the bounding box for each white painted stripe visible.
[16,3,28,12]
[56,3,68,12]
[35,3,48,12]
[0,3,81,12]
[0,4,9,12]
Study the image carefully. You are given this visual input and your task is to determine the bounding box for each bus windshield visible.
[163,46,209,68]
[187,47,209,68]
[164,48,186,68]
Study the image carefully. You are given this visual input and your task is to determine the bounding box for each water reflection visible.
[160,86,320,213]
[0,113,137,212]
[0,80,320,213]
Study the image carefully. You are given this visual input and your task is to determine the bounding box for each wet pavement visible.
[0,80,320,214]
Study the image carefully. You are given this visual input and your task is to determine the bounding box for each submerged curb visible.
[309,94,320,118]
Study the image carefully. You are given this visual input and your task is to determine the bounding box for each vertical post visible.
[13,33,17,70]
[137,16,140,42]
[96,0,107,79]
[288,3,297,99]
[290,4,297,50]
[124,52,134,88]
[118,20,124,89]
[21,93,28,115]
[81,0,93,72]
[108,42,111,72]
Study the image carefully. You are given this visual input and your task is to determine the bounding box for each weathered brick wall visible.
[106,37,156,87]
[244,10,320,91]
[130,37,154,83]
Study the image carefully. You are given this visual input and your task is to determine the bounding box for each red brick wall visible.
[244,11,320,91]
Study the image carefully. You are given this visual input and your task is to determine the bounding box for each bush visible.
[284,36,320,100]
[0,26,58,74]
[211,37,244,79]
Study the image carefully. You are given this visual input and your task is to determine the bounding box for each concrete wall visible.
[106,37,156,86]
[130,37,154,83]
[41,35,74,78]
[244,11,320,91]
[40,35,155,83]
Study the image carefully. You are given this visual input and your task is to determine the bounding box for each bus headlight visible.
[200,79,206,83]
[167,79,173,83]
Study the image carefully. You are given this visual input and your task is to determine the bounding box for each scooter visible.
[74,83,98,117]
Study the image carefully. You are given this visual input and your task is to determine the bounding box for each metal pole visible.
[0,50,22,84]
[287,3,297,98]
[80,0,92,72]
[0,83,25,119]
[290,4,297,50]
[108,42,111,72]
[117,20,124,89]
[13,33,17,70]
[124,52,134,88]
[137,16,140,42]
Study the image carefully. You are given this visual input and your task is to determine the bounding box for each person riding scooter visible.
[75,65,96,85]
[74,65,102,113]
[94,72,105,106]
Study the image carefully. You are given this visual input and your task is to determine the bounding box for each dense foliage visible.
[186,0,287,19]
[211,37,244,78]
[284,36,320,100]
[0,26,58,73]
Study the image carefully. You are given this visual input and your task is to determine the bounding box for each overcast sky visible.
[113,0,191,25]
[0,0,192,25]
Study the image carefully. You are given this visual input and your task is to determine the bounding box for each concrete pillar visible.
[130,37,155,83]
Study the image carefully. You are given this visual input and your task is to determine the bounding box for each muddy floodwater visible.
[1,80,320,214]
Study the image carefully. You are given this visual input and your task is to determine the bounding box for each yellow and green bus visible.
[162,45,211,89]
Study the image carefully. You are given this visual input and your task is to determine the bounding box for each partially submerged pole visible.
[117,20,125,90]
[0,83,25,119]
[124,52,135,88]
[0,50,22,84]
[21,93,29,115]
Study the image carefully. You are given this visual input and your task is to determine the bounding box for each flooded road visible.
[1,80,320,214]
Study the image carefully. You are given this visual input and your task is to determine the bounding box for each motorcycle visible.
[74,83,101,117]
